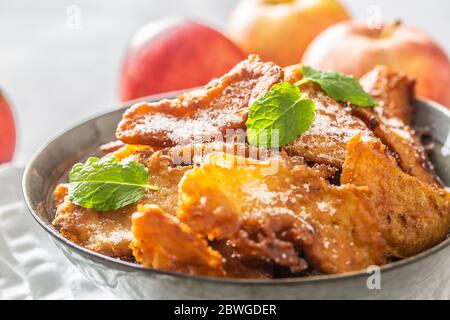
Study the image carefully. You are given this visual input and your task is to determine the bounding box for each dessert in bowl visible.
[23,56,450,298]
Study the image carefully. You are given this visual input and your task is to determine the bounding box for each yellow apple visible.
[226,0,350,67]
[302,21,450,107]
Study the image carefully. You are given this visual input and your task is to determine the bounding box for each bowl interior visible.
[22,97,450,281]
[413,99,450,184]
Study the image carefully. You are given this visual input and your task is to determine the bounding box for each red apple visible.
[302,21,450,107]
[0,89,16,163]
[120,18,246,101]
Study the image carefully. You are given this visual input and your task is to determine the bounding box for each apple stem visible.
[379,20,401,39]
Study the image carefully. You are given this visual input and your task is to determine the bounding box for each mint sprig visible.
[297,66,378,107]
[246,82,315,148]
[68,157,158,212]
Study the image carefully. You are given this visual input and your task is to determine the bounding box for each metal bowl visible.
[22,96,450,299]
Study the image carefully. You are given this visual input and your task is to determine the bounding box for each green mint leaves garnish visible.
[297,66,378,107]
[68,157,158,212]
[246,82,315,148]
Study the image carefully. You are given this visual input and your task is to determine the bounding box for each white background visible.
[0,0,449,165]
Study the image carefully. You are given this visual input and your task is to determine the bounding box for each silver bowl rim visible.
[22,94,450,286]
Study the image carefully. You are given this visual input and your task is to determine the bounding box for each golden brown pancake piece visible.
[116,55,283,147]
[342,135,450,257]
[356,66,442,186]
[53,192,135,260]
[131,204,225,277]
[283,65,375,168]
[52,147,190,259]
[178,152,387,274]
[360,65,414,125]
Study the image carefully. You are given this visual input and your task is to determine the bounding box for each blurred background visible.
[0,0,449,165]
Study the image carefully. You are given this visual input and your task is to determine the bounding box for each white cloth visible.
[0,164,114,300]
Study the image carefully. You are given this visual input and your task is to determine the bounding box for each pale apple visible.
[226,0,350,67]
[302,21,450,107]
[120,18,246,101]
[0,89,15,163]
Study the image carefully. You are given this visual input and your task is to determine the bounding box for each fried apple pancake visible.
[143,151,192,215]
[356,67,442,186]
[178,152,387,274]
[360,65,414,125]
[353,109,442,186]
[116,55,283,147]
[53,193,135,260]
[283,66,375,168]
[131,204,225,277]
[52,57,450,279]
[342,135,450,257]
[53,147,191,259]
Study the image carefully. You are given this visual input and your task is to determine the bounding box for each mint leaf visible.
[246,82,315,148]
[68,157,158,212]
[298,66,377,107]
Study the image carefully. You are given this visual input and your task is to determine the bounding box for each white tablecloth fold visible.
[0,164,113,300]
